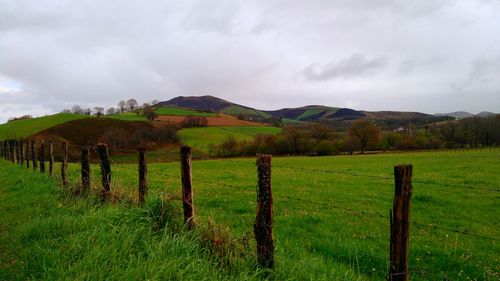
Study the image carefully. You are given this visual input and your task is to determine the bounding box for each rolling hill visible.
[156,96,448,127]
[0,113,90,140]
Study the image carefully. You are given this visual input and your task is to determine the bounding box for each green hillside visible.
[179,126,281,150]
[0,113,89,140]
[107,112,147,121]
[155,107,217,117]
[221,105,271,118]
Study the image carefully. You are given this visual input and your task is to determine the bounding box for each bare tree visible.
[151,99,159,105]
[94,107,104,117]
[106,107,116,115]
[83,108,92,115]
[126,98,138,111]
[71,105,83,114]
[118,100,126,112]
[347,120,381,153]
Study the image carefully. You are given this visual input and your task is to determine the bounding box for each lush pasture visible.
[1,150,498,280]
[69,150,499,280]
[0,113,89,139]
[178,126,281,151]
[107,112,148,121]
[155,106,217,117]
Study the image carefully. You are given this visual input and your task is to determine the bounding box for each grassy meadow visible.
[0,113,89,139]
[1,150,498,280]
[178,126,282,151]
[155,107,217,117]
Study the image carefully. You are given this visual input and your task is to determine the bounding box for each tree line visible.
[62,98,160,120]
[209,115,500,157]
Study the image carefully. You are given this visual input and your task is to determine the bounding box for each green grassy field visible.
[107,112,148,121]
[1,150,498,280]
[155,107,217,117]
[0,113,89,139]
[221,105,271,118]
[178,126,281,151]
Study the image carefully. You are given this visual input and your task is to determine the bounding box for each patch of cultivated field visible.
[178,126,281,151]
[55,150,499,280]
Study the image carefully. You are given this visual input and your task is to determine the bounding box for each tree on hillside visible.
[106,107,116,115]
[71,105,83,114]
[151,99,159,105]
[126,99,138,111]
[83,108,92,115]
[94,107,104,118]
[347,120,381,153]
[142,105,158,121]
[118,100,126,112]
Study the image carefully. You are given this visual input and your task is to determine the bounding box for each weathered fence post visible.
[15,140,20,164]
[180,146,195,229]
[81,147,90,192]
[61,142,68,187]
[388,165,413,281]
[97,143,111,198]
[0,141,3,159]
[10,140,16,163]
[19,140,24,166]
[138,147,147,205]
[31,140,37,170]
[25,141,30,168]
[39,140,45,173]
[255,154,274,269]
[49,142,54,177]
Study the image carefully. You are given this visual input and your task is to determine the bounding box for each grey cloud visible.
[469,56,500,82]
[303,54,388,81]
[1,0,500,123]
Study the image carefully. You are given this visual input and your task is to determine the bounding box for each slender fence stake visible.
[15,140,20,164]
[138,148,147,205]
[1,141,4,159]
[25,141,30,168]
[10,140,16,163]
[389,165,413,281]
[39,140,45,173]
[255,153,274,269]
[97,143,111,198]
[81,147,90,192]
[61,142,68,187]
[180,146,195,229]
[19,140,24,166]
[31,140,37,170]
[49,142,54,176]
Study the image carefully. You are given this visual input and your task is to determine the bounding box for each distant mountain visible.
[434,111,474,119]
[476,111,496,118]
[156,95,451,128]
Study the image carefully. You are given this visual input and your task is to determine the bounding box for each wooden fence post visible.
[138,148,147,205]
[0,141,3,159]
[25,141,30,168]
[39,140,45,173]
[180,146,195,229]
[10,140,16,163]
[15,140,20,164]
[19,140,24,166]
[81,147,90,192]
[49,142,54,177]
[61,142,68,187]
[255,154,274,269]
[31,140,37,170]
[389,165,413,281]
[97,144,111,198]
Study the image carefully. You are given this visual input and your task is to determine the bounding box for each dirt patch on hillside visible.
[155,113,264,127]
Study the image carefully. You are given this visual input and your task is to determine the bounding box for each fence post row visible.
[39,140,45,173]
[81,147,90,192]
[255,154,274,269]
[138,148,147,205]
[49,142,54,177]
[180,146,195,229]
[61,142,68,187]
[389,165,413,281]
[97,144,111,198]
[31,140,37,170]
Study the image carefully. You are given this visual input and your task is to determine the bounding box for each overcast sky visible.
[1,0,499,123]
